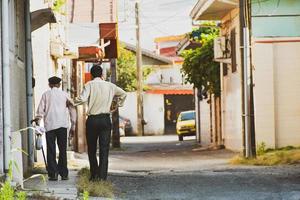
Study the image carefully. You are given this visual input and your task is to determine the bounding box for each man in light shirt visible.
[76,64,127,181]
[33,76,76,181]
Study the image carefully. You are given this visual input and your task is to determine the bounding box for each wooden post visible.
[111,58,120,148]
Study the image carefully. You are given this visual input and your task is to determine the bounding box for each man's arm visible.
[114,86,127,107]
[66,95,77,131]
[74,83,91,106]
[33,94,46,124]
[68,104,77,137]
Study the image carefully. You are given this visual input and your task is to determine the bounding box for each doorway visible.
[164,94,194,134]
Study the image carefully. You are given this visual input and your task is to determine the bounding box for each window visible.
[230,28,237,73]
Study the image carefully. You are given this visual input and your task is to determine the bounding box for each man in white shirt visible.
[76,64,126,181]
[33,76,76,181]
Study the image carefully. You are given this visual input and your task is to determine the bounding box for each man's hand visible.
[110,98,119,113]
[69,129,75,138]
[30,118,40,126]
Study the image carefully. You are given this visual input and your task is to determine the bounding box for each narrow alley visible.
[25,136,300,200]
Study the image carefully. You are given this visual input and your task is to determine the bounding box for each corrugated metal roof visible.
[123,42,173,65]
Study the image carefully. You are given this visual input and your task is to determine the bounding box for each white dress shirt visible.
[36,87,76,132]
[76,77,127,115]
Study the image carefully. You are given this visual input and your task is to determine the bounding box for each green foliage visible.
[0,161,27,200]
[0,182,15,200]
[181,23,220,99]
[83,191,89,200]
[77,168,114,198]
[52,0,66,14]
[116,45,153,92]
[16,192,26,200]
[189,22,219,42]
[257,142,267,156]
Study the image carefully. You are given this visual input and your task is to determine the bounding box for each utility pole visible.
[111,58,121,148]
[135,1,143,136]
[240,0,255,158]
[195,88,201,143]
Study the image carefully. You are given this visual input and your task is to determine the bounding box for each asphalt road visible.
[104,136,300,200]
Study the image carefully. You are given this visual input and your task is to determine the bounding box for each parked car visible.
[176,110,196,141]
[119,116,133,136]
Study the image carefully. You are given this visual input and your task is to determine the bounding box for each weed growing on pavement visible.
[83,191,89,200]
[77,167,114,198]
[0,162,27,200]
[230,148,300,166]
[256,142,267,156]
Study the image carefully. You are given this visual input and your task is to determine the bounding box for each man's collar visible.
[51,87,60,90]
[94,77,103,81]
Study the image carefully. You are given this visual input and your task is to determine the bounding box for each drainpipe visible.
[2,0,11,172]
[25,0,34,167]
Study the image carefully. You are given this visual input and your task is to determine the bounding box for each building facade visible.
[190,0,300,151]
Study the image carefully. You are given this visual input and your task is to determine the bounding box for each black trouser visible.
[86,114,112,180]
[46,127,68,178]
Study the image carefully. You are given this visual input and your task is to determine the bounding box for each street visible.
[93,136,300,199]
[24,135,300,199]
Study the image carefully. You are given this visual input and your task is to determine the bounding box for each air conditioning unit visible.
[214,37,226,59]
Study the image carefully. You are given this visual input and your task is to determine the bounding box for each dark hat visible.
[48,76,62,84]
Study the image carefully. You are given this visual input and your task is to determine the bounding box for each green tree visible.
[116,45,152,92]
[181,24,220,99]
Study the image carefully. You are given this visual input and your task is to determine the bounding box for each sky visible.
[118,0,198,51]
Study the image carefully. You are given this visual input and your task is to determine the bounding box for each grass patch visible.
[230,149,300,166]
[77,167,115,198]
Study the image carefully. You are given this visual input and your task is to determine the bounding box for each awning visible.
[190,0,238,20]
[31,8,57,32]
[146,84,194,95]
[146,89,193,95]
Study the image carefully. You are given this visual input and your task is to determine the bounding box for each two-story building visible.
[190,0,300,151]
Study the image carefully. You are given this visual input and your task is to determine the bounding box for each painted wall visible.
[253,38,300,148]
[119,92,138,134]
[119,92,165,135]
[143,93,165,135]
[220,9,243,151]
[6,0,28,179]
[252,0,300,37]
[199,100,211,146]
[146,66,183,85]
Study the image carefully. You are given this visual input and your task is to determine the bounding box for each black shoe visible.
[61,176,69,180]
[48,174,58,181]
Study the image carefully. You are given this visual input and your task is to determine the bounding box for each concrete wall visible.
[252,42,276,148]
[253,38,300,148]
[143,93,165,135]
[219,9,243,151]
[199,100,211,145]
[119,92,165,135]
[7,0,28,175]
[146,65,183,85]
